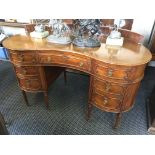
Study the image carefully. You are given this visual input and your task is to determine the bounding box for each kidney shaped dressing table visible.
[2,35,152,128]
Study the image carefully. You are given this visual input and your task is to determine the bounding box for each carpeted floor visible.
[0,61,155,135]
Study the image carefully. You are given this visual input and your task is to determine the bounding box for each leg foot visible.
[43,92,49,109]
[86,103,93,121]
[113,113,122,129]
[64,70,67,84]
[21,90,29,106]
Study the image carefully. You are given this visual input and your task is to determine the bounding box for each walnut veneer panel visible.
[15,66,39,76]
[38,51,91,72]
[18,76,42,91]
[9,50,37,65]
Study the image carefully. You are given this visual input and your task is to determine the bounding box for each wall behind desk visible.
[0,26,26,36]
[132,19,154,47]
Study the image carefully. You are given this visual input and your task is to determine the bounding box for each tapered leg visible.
[43,91,49,109]
[86,103,93,121]
[21,90,29,106]
[64,70,67,84]
[113,113,122,129]
[0,112,9,135]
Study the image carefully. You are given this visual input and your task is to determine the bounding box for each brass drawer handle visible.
[23,69,27,74]
[105,83,111,92]
[63,55,68,60]
[107,69,113,77]
[19,56,24,61]
[20,57,24,62]
[26,80,31,87]
[79,62,84,67]
[18,53,24,62]
[47,57,51,62]
[103,97,108,105]
[32,59,36,63]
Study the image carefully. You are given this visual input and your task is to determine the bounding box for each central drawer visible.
[38,51,91,72]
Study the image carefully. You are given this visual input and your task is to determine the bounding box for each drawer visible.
[93,78,126,96]
[92,61,132,81]
[38,52,91,72]
[18,76,42,91]
[92,92,121,111]
[10,51,37,64]
[15,66,39,76]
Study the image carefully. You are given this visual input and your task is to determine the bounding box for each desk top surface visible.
[3,35,152,66]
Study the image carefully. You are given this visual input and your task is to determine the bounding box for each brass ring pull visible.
[18,53,24,62]
[32,59,36,63]
[103,97,108,105]
[23,69,27,74]
[107,69,113,77]
[47,57,51,62]
[105,83,111,92]
[63,55,69,61]
[79,62,84,67]
[20,57,24,61]
[26,80,31,87]
[19,56,24,61]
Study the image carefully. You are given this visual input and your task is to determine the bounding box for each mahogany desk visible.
[2,35,152,128]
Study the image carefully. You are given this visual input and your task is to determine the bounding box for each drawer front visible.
[93,78,126,96]
[10,51,37,64]
[92,61,132,81]
[15,66,39,76]
[92,92,121,111]
[18,76,42,91]
[38,52,91,72]
[94,64,128,80]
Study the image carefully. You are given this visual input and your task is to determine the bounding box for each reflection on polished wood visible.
[2,35,152,128]
[3,35,151,66]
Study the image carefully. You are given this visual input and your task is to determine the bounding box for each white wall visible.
[132,19,155,67]
[132,19,154,47]
[1,26,26,36]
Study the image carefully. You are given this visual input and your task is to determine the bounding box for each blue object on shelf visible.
[0,47,9,60]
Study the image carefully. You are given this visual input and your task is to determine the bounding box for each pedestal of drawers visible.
[87,60,145,127]
[9,50,65,108]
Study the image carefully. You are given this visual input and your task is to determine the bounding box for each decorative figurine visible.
[106,24,124,46]
[30,24,49,39]
[109,24,121,39]
[34,24,45,32]
[72,19,101,48]
[47,19,71,44]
